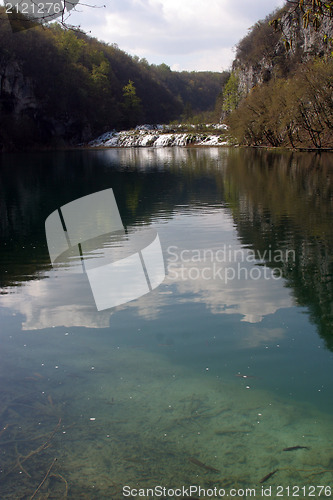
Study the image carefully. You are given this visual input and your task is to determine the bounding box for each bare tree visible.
[3,1,104,32]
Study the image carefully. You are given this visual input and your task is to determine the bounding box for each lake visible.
[0,147,333,499]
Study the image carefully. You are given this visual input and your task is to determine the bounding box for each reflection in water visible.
[224,150,333,350]
[45,186,165,311]
[1,148,332,338]
[1,207,293,330]
[1,148,333,498]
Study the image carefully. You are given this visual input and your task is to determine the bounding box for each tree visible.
[227,58,333,149]
[122,80,143,128]
[222,72,242,115]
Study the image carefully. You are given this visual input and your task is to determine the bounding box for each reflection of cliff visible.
[223,149,333,349]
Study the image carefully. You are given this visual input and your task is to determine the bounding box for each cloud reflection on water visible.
[0,207,293,334]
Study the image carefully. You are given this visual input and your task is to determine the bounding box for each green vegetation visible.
[2,2,333,151]
[235,12,283,67]
[0,9,223,150]
[225,2,333,149]
[228,59,333,148]
[222,72,242,115]
[149,63,229,122]
[121,80,143,128]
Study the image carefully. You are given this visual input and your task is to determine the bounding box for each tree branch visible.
[3,1,106,33]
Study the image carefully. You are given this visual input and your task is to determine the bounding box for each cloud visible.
[67,0,286,71]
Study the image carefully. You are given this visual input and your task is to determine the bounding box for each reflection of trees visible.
[1,148,333,351]
[224,149,333,350]
[0,149,225,289]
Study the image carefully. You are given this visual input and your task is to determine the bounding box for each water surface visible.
[1,147,333,498]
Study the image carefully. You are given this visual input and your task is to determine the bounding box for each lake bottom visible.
[1,327,333,499]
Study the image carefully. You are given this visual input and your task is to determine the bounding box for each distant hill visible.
[223,2,333,149]
[0,9,225,150]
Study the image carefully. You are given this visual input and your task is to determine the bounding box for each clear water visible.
[0,147,333,499]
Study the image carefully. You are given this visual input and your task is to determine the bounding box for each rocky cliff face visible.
[0,59,92,151]
[0,61,36,114]
[233,8,333,96]
[282,11,333,57]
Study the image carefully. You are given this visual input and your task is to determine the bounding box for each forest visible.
[223,2,333,149]
[1,1,333,151]
[0,7,226,150]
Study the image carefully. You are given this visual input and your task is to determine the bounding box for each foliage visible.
[226,1,333,149]
[227,58,333,149]
[222,72,242,114]
[0,8,223,150]
[122,80,143,128]
[232,8,297,88]
[148,63,228,118]
[235,12,283,67]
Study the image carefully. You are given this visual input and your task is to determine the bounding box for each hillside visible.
[224,2,333,149]
[0,9,225,150]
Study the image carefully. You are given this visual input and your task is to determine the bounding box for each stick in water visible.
[30,457,57,500]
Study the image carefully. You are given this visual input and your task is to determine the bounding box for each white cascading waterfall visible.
[89,124,229,148]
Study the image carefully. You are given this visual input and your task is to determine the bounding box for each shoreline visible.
[1,143,333,154]
[82,144,333,153]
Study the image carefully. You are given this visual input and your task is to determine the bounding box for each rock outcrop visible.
[233,6,333,96]
[0,61,36,114]
[0,58,92,150]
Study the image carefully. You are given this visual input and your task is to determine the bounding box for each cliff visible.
[233,6,333,96]
[0,58,92,150]
[226,3,333,149]
[0,61,36,114]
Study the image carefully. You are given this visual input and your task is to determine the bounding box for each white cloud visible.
[67,0,286,71]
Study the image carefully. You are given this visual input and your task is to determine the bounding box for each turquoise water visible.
[0,147,333,499]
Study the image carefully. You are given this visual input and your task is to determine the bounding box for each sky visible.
[66,0,286,72]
